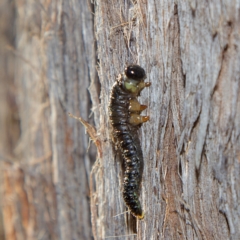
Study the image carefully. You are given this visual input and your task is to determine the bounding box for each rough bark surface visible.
[92,0,240,239]
[1,0,240,240]
[1,0,96,239]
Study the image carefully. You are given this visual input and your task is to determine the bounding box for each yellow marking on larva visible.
[129,98,147,112]
[129,114,150,125]
[137,212,144,220]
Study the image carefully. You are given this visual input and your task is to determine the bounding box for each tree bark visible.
[92,0,240,239]
[1,0,96,239]
[1,0,240,240]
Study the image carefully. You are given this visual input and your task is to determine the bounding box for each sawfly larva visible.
[109,65,151,219]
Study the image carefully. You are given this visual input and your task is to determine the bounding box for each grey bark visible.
[1,0,96,239]
[92,0,240,239]
[1,0,240,240]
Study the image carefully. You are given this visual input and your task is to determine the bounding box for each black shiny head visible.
[125,65,146,81]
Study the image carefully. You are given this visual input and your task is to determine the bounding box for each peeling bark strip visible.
[109,65,151,219]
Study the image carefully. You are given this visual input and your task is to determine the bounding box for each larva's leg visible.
[129,113,150,125]
[145,82,151,87]
[129,99,147,112]
[138,82,151,93]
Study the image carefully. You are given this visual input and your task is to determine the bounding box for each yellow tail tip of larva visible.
[137,212,144,220]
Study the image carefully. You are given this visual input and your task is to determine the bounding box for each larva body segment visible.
[109,65,151,219]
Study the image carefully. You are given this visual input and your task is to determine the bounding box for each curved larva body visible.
[109,65,151,219]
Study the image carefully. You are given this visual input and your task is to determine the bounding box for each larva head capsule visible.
[125,65,146,80]
[123,65,148,95]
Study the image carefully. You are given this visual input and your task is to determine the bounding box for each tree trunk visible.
[1,0,96,239]
[92,0,240,239]
[1,0,240,240]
